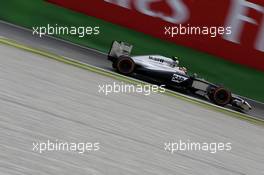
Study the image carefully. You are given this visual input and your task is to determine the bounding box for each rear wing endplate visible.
[108,41,133,60]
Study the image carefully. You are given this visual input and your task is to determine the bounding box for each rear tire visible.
[208,87,231,106]
[115,56,135,75]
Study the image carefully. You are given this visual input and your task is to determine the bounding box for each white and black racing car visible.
[108,41,252,112]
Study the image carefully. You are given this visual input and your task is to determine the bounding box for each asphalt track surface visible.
[0,21,263,119]
[1,41,264,175]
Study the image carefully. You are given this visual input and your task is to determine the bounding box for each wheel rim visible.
[117,59,134,74]
[214,88,231,105]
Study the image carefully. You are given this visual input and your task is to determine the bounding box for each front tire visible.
[208,87,231,106]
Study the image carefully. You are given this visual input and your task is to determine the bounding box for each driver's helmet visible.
[171,56,179,67]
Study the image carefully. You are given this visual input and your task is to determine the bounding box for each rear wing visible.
[108,41,133,61]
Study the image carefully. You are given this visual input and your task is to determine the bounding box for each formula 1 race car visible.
[108,41,252,112]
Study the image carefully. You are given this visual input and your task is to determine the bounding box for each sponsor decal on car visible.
[149,56,164,63]
[171,73,188,83]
